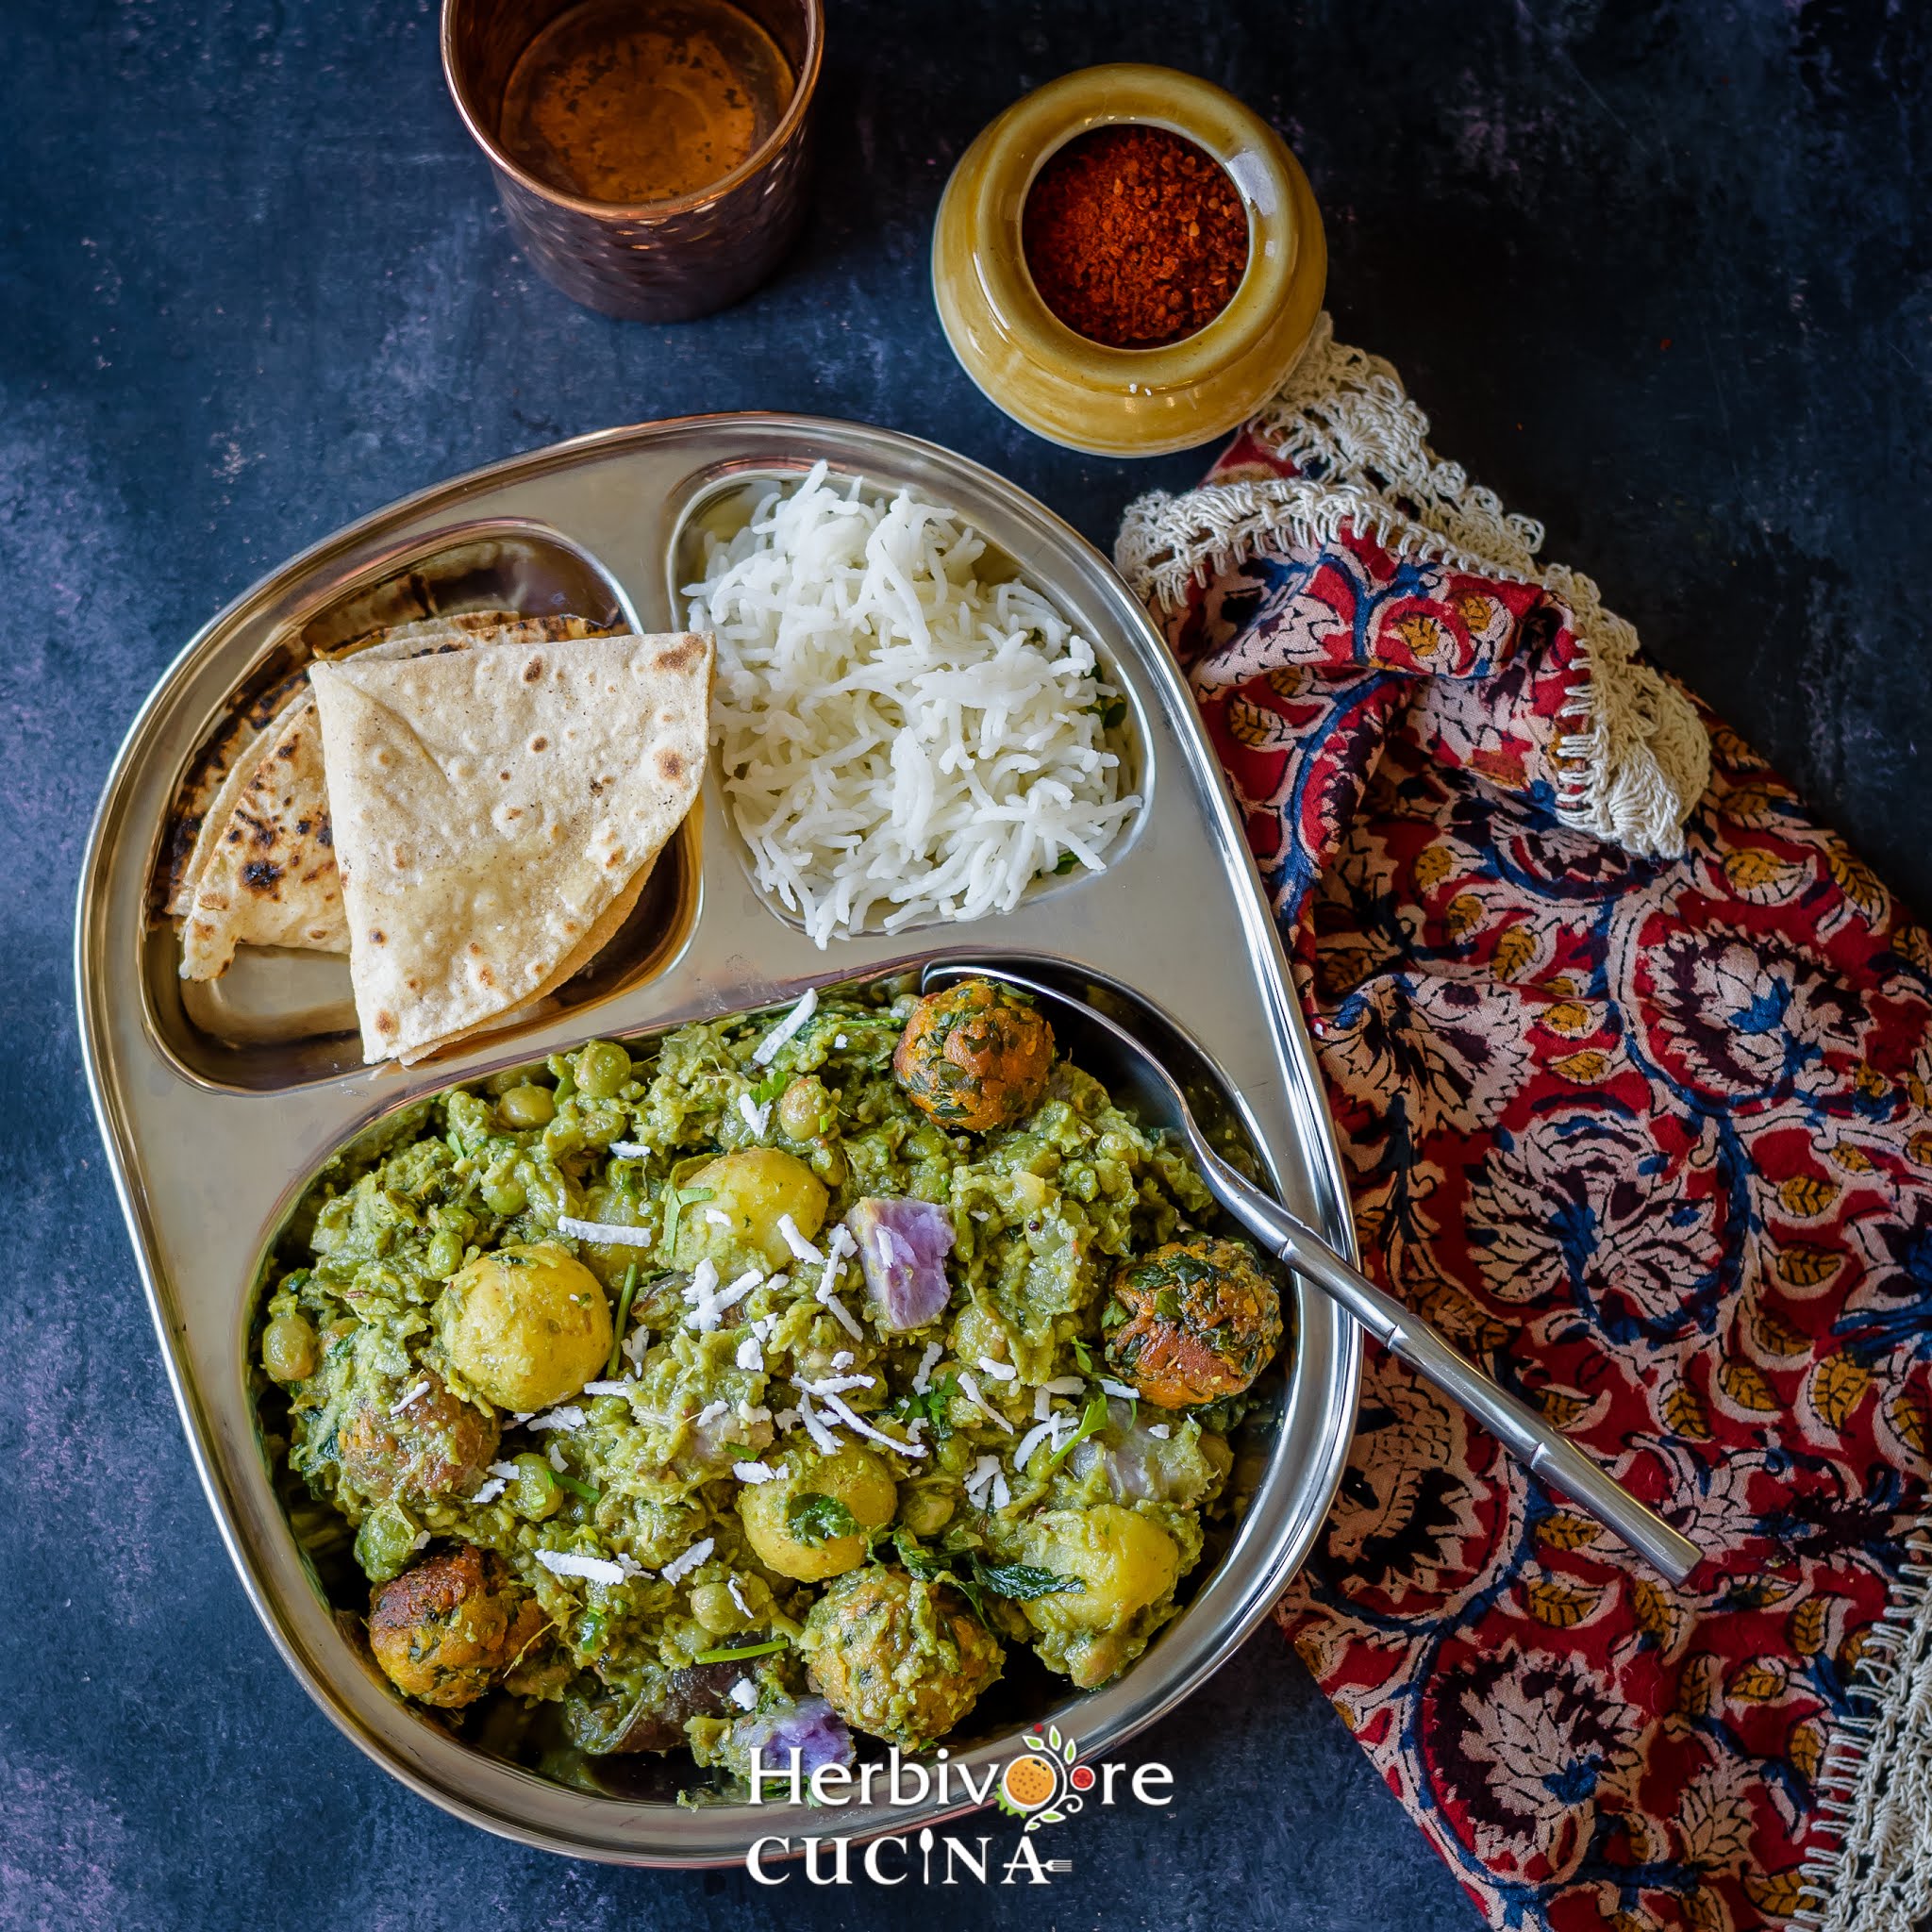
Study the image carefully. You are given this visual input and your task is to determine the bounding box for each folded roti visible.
[175,614,622,980]
[178,695,347,977]
[309,631,712,1062]
[162,609,524,918]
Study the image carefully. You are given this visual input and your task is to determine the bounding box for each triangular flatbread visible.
[175,614,623,980]
[309,630,712,1063]
[162,609,524,918]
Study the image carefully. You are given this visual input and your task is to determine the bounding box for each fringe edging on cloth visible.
[1793,1528,1932,1932]
[1112,313,1712,860]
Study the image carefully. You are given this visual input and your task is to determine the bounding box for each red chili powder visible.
[1021,124,1251,348]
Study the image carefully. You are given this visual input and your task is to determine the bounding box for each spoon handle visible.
[1200,1151,1703,1586]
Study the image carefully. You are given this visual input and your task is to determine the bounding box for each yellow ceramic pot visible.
[932,63,1326,458]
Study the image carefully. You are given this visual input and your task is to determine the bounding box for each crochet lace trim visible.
[1790,1530,1932,1932]
[1112,313,1710,859]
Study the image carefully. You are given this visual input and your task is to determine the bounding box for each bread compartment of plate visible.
[148,521,701,1093]
[666,460,1149,946]
[247,958,1291,1802]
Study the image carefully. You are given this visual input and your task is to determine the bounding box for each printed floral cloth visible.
[1122,357,1932,1931]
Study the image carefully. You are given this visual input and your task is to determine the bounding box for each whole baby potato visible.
[436,1242,611,1411]
[739,1444,897,1583]
[1019,1504,1179,1635]
[675,1148,827,1273]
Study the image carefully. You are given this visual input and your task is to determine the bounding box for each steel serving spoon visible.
[921,962,1702,1586]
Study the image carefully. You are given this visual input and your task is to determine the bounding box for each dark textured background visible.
[5,2,1927,1926]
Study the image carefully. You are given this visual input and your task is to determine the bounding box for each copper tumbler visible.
[441,0,823,322]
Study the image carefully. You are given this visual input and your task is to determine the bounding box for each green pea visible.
[687,1579,744,1636]
[777,1074,833,1141]
[498,1084,556,1129]
[481,1166,526,1217]
[575,1040,631,1102]
[575,1100,626,1148]
[354,1503,421,1582]
[506,1453,562,1522]
[425,1229,465,1279]
[487,1166,533,1213]
[260,1312,318,1384]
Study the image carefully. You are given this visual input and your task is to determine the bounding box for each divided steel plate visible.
[75,413,1362,1864]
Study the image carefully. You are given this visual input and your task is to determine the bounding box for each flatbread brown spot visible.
[499,770,511,781]
[653,638,703,675]
[529,736,547,753]
[521,655,544,683]
[370,928,387,945]
[242,858,282,891]
[658,749,687,784]
[375,1009,398,1037]
[476,965,495,988]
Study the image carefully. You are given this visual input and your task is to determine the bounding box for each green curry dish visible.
[255,980,1274,1784]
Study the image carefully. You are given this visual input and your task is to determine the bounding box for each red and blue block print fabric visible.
[1153,426,1932,1931]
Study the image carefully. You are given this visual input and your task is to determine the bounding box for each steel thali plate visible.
[75,413,1362,1865]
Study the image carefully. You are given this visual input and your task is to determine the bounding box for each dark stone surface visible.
[3,1,1925,1925]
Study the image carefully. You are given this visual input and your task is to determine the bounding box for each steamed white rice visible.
[686,463,1141,947]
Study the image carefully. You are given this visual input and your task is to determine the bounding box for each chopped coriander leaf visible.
[786,1491,861,1547]
[1046,1389,1112,1472]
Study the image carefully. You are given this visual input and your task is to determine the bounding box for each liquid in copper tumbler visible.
[498,0,795,206]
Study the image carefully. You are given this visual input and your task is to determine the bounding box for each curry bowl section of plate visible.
[75,414,1361,1864]
[249,963,1294,1812]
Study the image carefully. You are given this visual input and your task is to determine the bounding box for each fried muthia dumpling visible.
[368,1546,547,1708]
[801,1566,1003,1750]
[1103,1234,1283,1408]
[337,1371,500,1507]
[891,978,1054,1131]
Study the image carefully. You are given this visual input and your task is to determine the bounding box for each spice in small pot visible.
[1021,125,1250,348]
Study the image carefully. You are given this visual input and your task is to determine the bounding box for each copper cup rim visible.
[440,0,825,220]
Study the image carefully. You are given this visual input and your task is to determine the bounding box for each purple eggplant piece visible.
[734,1695,853,1777]
[846,1197,954,1332]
